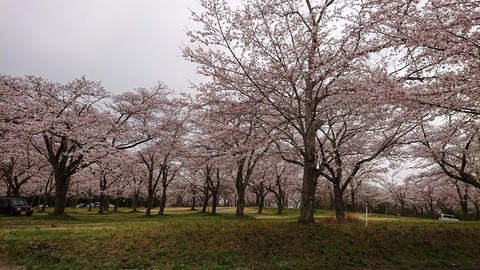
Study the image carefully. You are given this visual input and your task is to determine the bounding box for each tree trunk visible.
[211,189,218,214]
[53,175,70,215]
[158,188,167,215]
[236,187,246,217]
[400,201,405,217]
[258,193,265,214]
[145,192,154,216]
[257,184,267,214]
[350,189,356,212]
[277,197,284,214]
[460,197,469,220]
[298,147,318,223]
[201,192,210,213]
[132,192,139,212]
[473,201,480,220]
[333,183,345,221]
[191,192,196,211]
[113,197,120,212]
[98,193,105,214]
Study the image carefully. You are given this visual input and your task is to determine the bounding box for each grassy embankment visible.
[0,207,479,269]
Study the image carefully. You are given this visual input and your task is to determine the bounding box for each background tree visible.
[415,112,480,189]
[371,0,480,115]
[1,75,111,215]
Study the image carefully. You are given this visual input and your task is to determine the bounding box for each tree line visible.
[1,0,479,222]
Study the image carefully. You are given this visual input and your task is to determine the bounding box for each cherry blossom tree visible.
[0,135,48,197]
[381,176,413,217]
[135,93,189,216]
[415,112,480,190]
[315,96,417,220]
[0,75,111,215]
[85,151,129,213]
[185,0,399,223]
[370,0,480,116]
[107,83,173,150]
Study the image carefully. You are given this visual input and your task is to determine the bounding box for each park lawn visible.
[0,207,479,270]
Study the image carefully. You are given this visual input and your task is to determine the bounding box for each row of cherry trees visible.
[183,0,479,222]
[1,71,478,220]
[1,0,479,222]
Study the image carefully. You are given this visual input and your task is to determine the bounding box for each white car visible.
[439,213,459,221]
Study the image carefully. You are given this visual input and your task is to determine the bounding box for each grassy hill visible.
[0,207,479,269]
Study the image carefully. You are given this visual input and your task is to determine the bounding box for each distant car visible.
[76,202,101,208]
[439,213,459,221]
[0,197,34,216]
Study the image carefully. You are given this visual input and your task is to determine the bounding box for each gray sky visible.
[0,0,203,94]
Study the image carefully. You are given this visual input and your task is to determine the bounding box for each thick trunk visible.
[236,187,246,217]
[201,192,210,213]
[53,175,70,215]
[298,126,318,223]
[333,183,345,221]
[258,194,265,214]
[158,188,167,215]
[460,199,469,220]
[211,190,218,214]
[400,201,405,217]
[277,199,284,214]
[276,190,284,214]
[145,192,154,216]
[298,160,318,223]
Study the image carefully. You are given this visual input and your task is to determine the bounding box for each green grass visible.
[0,207,479,269]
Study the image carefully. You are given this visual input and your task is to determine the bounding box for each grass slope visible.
[0,207,479,269]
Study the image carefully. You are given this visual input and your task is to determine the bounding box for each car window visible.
[11,199,28,206]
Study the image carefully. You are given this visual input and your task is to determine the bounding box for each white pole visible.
[365,203,368,228]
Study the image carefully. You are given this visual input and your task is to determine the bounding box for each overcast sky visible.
[0,0,204,94]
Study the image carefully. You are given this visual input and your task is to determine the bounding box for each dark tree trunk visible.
[333,183,345,221]
[53,175,70,216]
[350,189,356,212]
[158,188,167,215]
[145,193,154,216]
[258,193,265,214]
[211,189,218,214]
[98,193,104,214]
[235,159,247,217]
[277,198,284,214]
[191,190,196,211]
[473,201,480,220]
[132,191,139,212]
[460,197,469,220]
[400,201,405,217]
[236,188,246,217]
[201,192,210,213]
[298,154,318,223]
[113,197,120,212]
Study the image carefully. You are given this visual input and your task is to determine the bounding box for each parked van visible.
[0,197,33,216]
[439,213,459,221]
